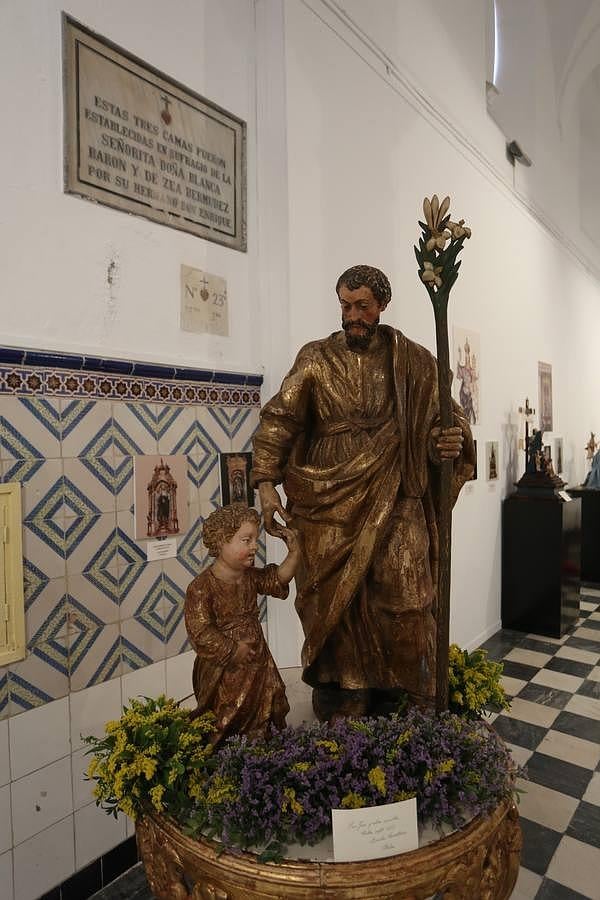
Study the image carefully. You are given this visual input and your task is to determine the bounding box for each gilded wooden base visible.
[136,798,521,899]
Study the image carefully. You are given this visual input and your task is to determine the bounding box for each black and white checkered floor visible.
[93,589,600,900]
[479,588,600,899]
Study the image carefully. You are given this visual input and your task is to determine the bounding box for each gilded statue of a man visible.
[251,265,475,720]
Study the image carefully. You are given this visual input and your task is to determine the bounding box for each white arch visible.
[557,2,600,135]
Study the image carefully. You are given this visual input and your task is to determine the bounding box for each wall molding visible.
[301,0,600,286]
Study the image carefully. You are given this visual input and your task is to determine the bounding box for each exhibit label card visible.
[146,537,177,561]
[331,798,418,862]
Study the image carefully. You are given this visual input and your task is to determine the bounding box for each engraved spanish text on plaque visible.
[63,16,247,251]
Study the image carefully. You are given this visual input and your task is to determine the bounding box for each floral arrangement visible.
[447,644,511,719]
[84,695,518,861]
[83,695,215,821]
[185,708,518,857]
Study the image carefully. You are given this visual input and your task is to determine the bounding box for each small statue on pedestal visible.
[526,428,544,474]
[583,451,600,489]
[515,409,564,494]
[585,432,598,462]
[184,504,300,744]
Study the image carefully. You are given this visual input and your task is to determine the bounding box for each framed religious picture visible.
[470,440,478,480]
[538,362,553,431]
[543,444,552,463]
[485,441,499,481]
[453,327,480,426]
[133,454,189,539]
[219,452,254,506]
[554,438,564,474]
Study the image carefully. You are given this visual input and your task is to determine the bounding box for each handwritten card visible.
[331,799,418,862]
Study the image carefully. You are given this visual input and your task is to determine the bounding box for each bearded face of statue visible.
[338,284,387,351]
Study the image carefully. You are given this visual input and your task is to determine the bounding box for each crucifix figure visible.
[160,94,172,125]
[518,398,536,462]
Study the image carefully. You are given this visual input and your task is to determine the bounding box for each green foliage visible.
[82,695,215,821]
[448,644,511,719]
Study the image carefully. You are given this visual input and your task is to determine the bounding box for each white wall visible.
[283,0,600,651]
[0,0,264,375]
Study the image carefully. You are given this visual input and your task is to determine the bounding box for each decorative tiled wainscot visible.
[0,348,263,900]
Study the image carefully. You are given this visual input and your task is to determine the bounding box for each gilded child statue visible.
[185,504,300,744]
[251,265,475,720]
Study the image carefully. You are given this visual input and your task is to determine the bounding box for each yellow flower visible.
[341,792,366,809]
[436,759,455,777]
[119,797,137,819]
[282,787,304,816]
[292,762,311,773]
[140,756,158,780]
[315,739,341,757]
[149,784,165,812]
[424,769,434,785]
[190,711,216,730]
[368,766,386,795]
[386,729,414,763]
[393,791,416,802]
[189,775,206,802]
[113,770,128,800]
[206,776,238,805]
[396,729,413,747]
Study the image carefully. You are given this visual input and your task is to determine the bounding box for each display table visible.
[502,489,581,636]
[136,798,521,899]
[568,488,600,584]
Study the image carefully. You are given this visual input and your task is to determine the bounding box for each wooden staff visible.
[414,196,471,713]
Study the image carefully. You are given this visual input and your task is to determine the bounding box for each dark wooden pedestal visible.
[568,488,600,584]
[502,491,581,637]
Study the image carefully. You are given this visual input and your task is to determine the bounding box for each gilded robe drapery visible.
[252,325,474,702]
[184,564,290,740]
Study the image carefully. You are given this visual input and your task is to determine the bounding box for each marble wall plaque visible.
[63,16,247,250]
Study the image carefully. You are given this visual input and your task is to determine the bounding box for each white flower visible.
[446,219,472,240]
[422,196,471,249]
[420,261,443,288]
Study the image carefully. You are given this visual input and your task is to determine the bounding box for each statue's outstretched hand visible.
[279,526,300,553]
[430,425,464,461]
[258,481,292,536]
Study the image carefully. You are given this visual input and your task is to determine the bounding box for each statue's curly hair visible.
[335,265,392,306]
[202,503,260,557]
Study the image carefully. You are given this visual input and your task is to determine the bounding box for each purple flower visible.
[188,709,520,853]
